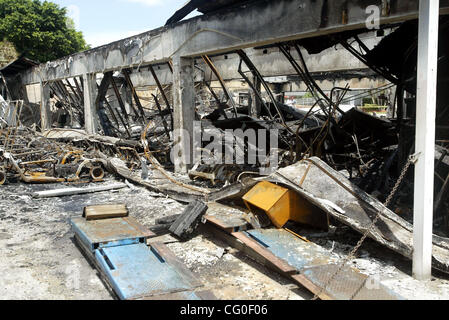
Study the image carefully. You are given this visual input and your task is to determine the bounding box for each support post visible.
[172,55,195,173]
[40,81,52,132]
[83,73,98,134]
[413,0,439,281]
[250,76,262,118]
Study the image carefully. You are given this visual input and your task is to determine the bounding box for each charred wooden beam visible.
[169,200,208,240]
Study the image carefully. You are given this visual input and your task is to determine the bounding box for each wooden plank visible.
[204,224,280,272]
[231,232,298,276]
[83,204,129,220]
[205,216,234,233]
[149,215,183,235]
[150,242,203,288]
[206,222,298,277]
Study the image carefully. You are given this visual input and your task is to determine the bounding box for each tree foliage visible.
[0,0,89,62]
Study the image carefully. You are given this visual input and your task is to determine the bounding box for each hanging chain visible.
[312,153,420,300]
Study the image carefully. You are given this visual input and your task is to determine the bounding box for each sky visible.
[50,0,199,48]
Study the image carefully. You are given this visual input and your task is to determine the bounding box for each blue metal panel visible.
[70,217,151,252]
[246,229,332,271]
[247,229,402,300]
[71,218,96,251]
[95,243,197,300]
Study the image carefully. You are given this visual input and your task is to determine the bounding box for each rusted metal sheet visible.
[72,213,213,300]
[204,202,248,233]
[71,216,155,252]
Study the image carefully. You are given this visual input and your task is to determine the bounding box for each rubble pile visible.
[2,16,449,300]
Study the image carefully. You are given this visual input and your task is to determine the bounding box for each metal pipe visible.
[90,166,105,180]
[149,65,174,129]
[236,49,288,128]
[202,55,238,118]
[122,69,146,124]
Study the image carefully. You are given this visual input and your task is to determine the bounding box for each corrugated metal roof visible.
[165,0,254,25]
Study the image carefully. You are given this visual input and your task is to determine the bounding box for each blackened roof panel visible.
[0,55,39,77]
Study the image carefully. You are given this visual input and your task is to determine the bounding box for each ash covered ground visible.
[0,178,308,300]
[2,177,449,300]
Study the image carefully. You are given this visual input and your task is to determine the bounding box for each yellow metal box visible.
[243,181,328,229]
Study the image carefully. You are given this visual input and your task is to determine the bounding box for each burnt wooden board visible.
[170,200,208,240]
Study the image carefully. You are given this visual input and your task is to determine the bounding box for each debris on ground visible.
[169,200,209,240]
[2,8,449,301]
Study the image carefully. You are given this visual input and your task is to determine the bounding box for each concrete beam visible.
[127,42,380,88]
[172,56,196,173]
[250,76,262,117]
[40,82,51,131]
[83,74,99,134]
[19,0,449,85]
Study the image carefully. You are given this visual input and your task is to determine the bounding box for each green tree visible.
[0,0,89,62]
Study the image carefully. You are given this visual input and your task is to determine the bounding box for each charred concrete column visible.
[250,76,262,118]
[40,81,51,131]
[83,73,98,134]
[172,55,195,173]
